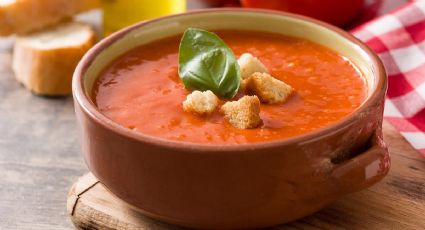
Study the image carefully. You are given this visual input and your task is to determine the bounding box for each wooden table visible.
[1,2,424,230]
[0,37,85,229]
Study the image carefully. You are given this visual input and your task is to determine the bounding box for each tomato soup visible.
[93,31,367,144]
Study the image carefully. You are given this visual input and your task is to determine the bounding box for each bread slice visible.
[12,22,96,96]
[0,0,99,36]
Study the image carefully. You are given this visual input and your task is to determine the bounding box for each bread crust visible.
[0,0,99,36]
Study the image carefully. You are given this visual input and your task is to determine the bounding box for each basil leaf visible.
[178,28,240,99]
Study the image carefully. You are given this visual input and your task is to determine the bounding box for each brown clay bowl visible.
[73,9,390,229]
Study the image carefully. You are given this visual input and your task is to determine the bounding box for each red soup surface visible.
[93,31,367,144]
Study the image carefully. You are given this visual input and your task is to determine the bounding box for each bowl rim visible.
[73,8,387,152]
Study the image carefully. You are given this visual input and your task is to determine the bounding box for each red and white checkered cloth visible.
[352,0,425,156]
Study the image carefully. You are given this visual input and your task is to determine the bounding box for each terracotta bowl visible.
[73,9,390,229]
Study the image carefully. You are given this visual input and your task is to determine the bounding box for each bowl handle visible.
[331,129,391,194]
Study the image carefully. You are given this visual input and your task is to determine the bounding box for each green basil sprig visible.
[178,28,240,99]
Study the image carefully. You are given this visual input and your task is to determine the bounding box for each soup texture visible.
[93,31,367,144]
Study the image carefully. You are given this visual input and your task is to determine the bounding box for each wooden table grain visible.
[0,46,85,229]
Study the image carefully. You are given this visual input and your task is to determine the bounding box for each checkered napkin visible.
[352,0,425,156]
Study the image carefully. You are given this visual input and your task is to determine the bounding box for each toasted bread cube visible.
[246,72,293,104]
[183,90,219,115]
[237,53,269,79]
[239,78,249,93]
[220,96,262,129]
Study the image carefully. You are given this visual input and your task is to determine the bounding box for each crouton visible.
[237,53,269,79]
[183,90,219,115]
[220,96,262,129]
[239,78,249,93]
[246,72,293,104]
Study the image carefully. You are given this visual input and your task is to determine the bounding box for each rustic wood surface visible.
[68,121,425,230]
[0,38,84,230]
[0,2,207,229]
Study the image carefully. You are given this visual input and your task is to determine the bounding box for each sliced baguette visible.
[12,21,96,96]
[0,0,99,36]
